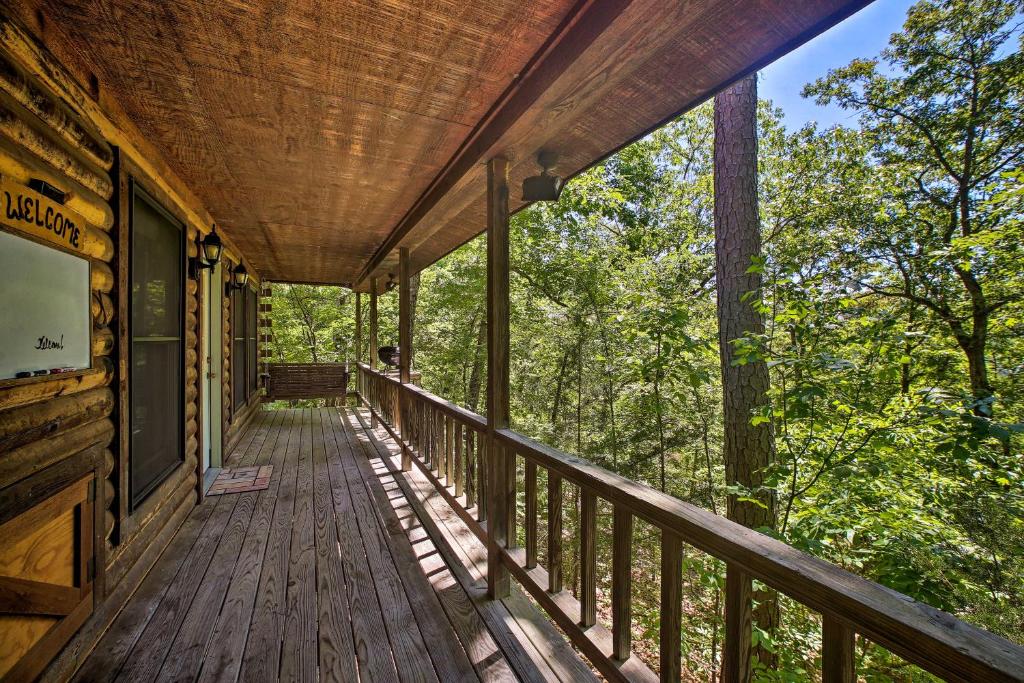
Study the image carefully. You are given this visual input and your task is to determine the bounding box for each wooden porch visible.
[74,407,595,682]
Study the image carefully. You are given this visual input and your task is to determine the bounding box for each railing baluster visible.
[612,504,633,661]
[723,563,752,683]
[424,402,431,466]
[822,615,855,683]
[660,530,682,683]
[580,488,597,628]
[424,403,431,467]
[525,460,537,569]
[444,415,453,486]
[418,400,426,465]
[508,453,517,550]
[430,407,438,471]
[478,429,488,523]
[454,422,464,497]
[548,472,563,593]
[438,410,446,479]
[398,387,410,471]
[466,429,477,510]
[435,412,442,478]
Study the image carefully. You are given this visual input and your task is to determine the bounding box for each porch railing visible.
[356,363,1024,683]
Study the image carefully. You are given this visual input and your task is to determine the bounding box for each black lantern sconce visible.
[228,263,249,291]
[188,225,224,279]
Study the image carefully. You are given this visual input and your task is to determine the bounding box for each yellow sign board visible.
[0,177,89,254]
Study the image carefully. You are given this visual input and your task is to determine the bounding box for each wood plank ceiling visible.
[24,0,870,287]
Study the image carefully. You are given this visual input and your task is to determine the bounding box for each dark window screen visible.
[232,286,245,411]
[246,287,258,397]
[130,186,183,507]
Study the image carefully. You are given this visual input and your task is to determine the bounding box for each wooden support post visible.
[354,292,362,363]
[723,564,753,683]
[369,278,379,368]
[486,156,511,601]
[822,615,855,683]
[399,248,412,471]
[612,505,633,660]
[580,488,597,628]
[661,531,683,683]
[354,292,362,400]
[369,278,378,427]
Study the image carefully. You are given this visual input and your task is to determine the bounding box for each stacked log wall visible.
[223,266,264,454]
[0,7,259,680]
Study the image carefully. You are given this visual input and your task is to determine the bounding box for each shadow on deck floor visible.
[75,407,596,682]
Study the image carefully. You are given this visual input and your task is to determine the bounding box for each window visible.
[231,282,259,414]
[130,184,183,507]
[231,284,246,411]
[246,286,258,396]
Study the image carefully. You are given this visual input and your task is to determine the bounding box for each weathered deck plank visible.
[280,408,318,681]
[312,408,359,682]
[239,408,303,680]
[197,409,292,682]
[329,408,440,683]
[335,408,480,682]
[76,407,594,682]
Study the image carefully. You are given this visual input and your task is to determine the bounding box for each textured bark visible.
[714,74,779,665]
[466,313,486,413]
[409,271,421,368]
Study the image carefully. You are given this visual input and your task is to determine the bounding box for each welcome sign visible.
[0,177,87,254]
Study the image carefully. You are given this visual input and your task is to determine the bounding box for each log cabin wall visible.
[222,259,263,455]
[0,7,260,680]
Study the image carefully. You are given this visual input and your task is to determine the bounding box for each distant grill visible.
[378,346,400,368]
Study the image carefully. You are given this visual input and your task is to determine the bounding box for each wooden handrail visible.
[356,363,1024,682]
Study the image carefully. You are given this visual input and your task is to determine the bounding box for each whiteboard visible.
[0,229,92,379]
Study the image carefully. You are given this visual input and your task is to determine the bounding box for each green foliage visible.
[271,0,1023,678]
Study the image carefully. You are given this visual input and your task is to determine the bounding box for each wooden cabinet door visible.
[0,474,95,682]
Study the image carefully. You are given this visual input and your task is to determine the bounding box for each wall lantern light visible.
[189,225,223,278]
[522,150,564,202]
[231,263,249,290]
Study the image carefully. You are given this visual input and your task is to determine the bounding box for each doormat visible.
[207,466,272,495]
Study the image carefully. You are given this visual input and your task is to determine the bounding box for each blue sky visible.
[760,0,917,129]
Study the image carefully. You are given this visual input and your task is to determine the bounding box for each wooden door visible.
[0,474,95,682]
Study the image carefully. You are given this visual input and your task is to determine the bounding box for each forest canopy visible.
[269,1,1023,678]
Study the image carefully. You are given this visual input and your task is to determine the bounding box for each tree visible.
[714,73,779,669]
[805,0,1024,418]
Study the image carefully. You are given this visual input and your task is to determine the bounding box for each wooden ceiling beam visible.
[354,0,628,288]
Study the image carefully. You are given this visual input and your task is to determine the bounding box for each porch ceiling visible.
[27,0,869,288]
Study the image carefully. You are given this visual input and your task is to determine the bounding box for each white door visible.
[201,269,212,475]
[200,263,224,490]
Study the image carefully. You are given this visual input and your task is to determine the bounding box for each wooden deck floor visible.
[75,407,595,682]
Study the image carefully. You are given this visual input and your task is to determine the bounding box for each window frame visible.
[231,283,246,413]
[246,285,258,400]
[128,180,186,509]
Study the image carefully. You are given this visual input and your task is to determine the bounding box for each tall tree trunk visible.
[550,345,573,429]
[654,331,667,493]
[714,74,778,667]
[467,312,486,413]
[408,272,421,369]
[576,333,584,455]
[901,303,914,395]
